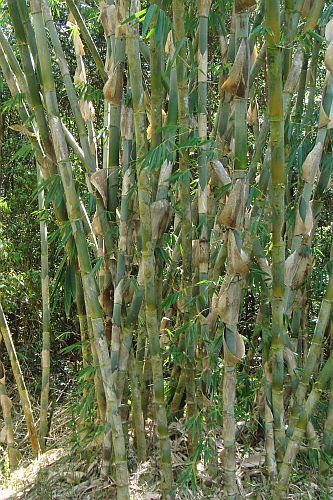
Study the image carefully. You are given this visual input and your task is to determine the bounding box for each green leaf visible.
[216,182,232,200]
[141,4,158,38]
[166,37,187,72]
[121,8,146,25]
[91,256,104,275]
[249,24,264,40]
[307,30,325,44]
[156,8,169,45]
[10,142,33,162]
[61,341,83,355]
[44,175,62,208]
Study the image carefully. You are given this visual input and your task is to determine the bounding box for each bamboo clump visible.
[0,1,332,499]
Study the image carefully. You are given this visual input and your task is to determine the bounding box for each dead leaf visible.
[9,124,35,137]
[222,39,248,97]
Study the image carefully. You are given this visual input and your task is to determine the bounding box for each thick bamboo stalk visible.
[197,0,211,324]
[304,0,325,32]
[110,104,133,374]
[129,351,147,462]
[0,28,28,97]
[29,2,129,496]
[265,0,286,464]
[149,0,163,198]
[17,0,39,70]
[103,1,125,223]
[234,3,249,174]
[125,1,173,495]
[172,0,197,450]
[7,0,56,171]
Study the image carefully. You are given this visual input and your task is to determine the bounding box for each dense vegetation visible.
[0,0,332,498]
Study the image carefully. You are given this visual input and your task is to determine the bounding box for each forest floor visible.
[0,393,331,499]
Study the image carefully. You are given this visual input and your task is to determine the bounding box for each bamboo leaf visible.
[166,37,187,72]
[141,4,158,39]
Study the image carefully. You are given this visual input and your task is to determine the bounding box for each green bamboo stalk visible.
[172,0,197,450]
[29,2,129,496]
[234,2,249,174]
[103,2,125,222]
[42,1,116,363]
[0,28,28,98]
[129,351,147,462]
[287,255,333,437]
[0,41,39,155]
[304,0,325,32]
[283,0,294,80]
[197,0,214,472]
[73,19,98,162]
[7,0,55,170]
[110,104,133,374]
[37,164,51,451]
[197,0,211,322]
[274,350,333,498]
[149,0,163,200]
[257,275,278,483]
[41,1,96,173]
[74,268,91,404]
[17,0,39,70]
[265,0,286,464]
[149,1,165,314]
[65,0,108,82]
[3,4,71,247]
[291,0,306,36]
[222,353,238,497]
[125,1,173,494]
[218,2,252,494]
[0,302,40,456]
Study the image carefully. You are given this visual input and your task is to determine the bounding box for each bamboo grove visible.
[0,0,332,498]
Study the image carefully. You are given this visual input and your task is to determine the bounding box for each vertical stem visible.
[234,3,249,174]
[37,164,51,451]
[30,2,129,496]
[129,351,147,462]
[149,0,163,199]
[265,0,286,464]
[125,1,173,495]
[172,0,197,452]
